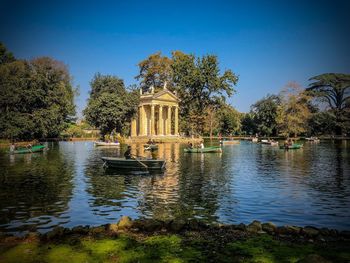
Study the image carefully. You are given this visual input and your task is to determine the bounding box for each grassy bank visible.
[1,218,349,263]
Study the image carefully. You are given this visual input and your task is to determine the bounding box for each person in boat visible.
[200,141,205,149]
[124,146,133,159]
[152,139,156,145]
[10,142,16,152]
[147,138,152,145]
[187,142,193,149]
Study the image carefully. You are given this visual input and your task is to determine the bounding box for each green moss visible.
[0,233,349,263]
[45,245,92,263]
[0,242,41,263]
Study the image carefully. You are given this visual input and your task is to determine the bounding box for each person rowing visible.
[124,145,133,159]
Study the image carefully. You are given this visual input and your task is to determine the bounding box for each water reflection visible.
[0,140,349,234]
[0,143,74,233]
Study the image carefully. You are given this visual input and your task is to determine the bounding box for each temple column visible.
[158,105,163,135]
[139,106,143,136]
[151,104,155,136]
[174,106,178,136]
[131,117,137,137]
[167,106,172,135]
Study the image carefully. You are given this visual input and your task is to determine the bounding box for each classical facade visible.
[130,86,179,137]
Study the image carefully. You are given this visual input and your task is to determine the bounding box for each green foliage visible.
[84,74,139,136]
[0,48,76,140]
[136,52,173,92]
[218,105,242,135]
[90,72,126,99]
[171,51,238,135]
[276,83,311,137]
[308,111,337,135]
[0,42,15,64]
[241,113,257,135]
[251,95,280,136]
[307,73,350,135]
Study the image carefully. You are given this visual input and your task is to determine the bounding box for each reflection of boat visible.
[184,146,222,153]
[11,145,46,154]
[261,140,279,146]
[101,157,166,170]
[280,144,303,150]
[144,144,159,151]
[305,137,320,143]
[94,141,120,147]
[220,140,240,145]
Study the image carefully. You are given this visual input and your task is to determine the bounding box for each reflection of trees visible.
[0,143,74,231]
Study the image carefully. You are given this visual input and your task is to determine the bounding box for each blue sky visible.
[1,0,349,116]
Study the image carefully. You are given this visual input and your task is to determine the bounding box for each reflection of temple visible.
[131,85,179,137]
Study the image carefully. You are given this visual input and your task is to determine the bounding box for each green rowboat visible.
[184,146,222,153]
[101,157,166,170]
[11,145,46,154]
[279,143,303,150]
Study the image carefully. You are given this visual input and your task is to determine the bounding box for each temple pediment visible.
[152,90,179,102]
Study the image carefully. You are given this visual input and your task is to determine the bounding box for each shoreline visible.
[1,218,349,262]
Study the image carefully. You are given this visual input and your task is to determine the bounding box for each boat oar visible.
[131,155,148,169]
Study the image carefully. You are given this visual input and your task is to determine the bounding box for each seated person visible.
[147,138,152,145]
[187,142,193,149]
[200,141,204,149]
[124,146,133,159]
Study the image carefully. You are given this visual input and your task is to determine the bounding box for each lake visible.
[0,140,349,235]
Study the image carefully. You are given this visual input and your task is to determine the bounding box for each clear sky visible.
[1,0,349,116]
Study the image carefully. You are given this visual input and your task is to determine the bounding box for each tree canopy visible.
[250,95,280,136]
[0,45,76,140]
[307,73,350,135]
[84,74,139,136]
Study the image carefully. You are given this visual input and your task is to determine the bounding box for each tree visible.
[90,73,126,99]
[251,95,280,136]
[0,42,15,64]
[136,52,173,92]
[276,82,311,137]
[307,73,350,135]
[0,52,76,140]
[84,74,139,136]
[218,105,242,135]
[172,51,238,134]
[241,113,257,135]
[308,111,337,136]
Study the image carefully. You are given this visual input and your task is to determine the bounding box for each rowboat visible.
[261,140,279,146]
[220,140,240,145]
[279,143,303,150]
[251,137,258,143]
[305,137,320,143]
[144,144,159,150]
[101,157,166,170]
[94,141,120,147]
[11,145,46,154]
[184,146,222,153]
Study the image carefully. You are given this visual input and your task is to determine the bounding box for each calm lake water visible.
[0,140,349,235]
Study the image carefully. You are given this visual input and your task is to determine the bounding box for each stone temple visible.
[130,85,179,138]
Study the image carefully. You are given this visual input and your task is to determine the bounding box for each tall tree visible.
[84,74,139,136]
[307,73,350,135]
[172,51,238,134]
[218,105,242,135]
[136,52,173,92]
[251,95,281,136]
[276,82,311,137]
[0,53,76,139]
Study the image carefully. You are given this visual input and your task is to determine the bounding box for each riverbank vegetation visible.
[1,218,349,263]
[1,43,349,141]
